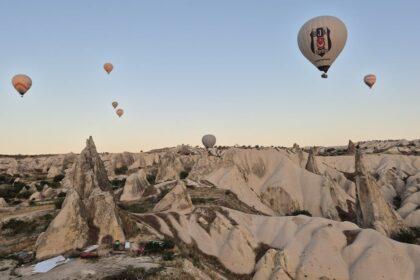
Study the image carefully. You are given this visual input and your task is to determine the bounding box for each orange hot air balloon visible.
[12,74,32,97]
[112,101,118,109]
[116,108,124,117]
[104,63,113,74]
[364,74,377,89]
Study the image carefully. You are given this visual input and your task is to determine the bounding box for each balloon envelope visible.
[12,74,32,97]
[298,16,347,78]
[202,134,216,149]
[104,63,113,74]
[364,74,376,89]
[116,109,124,117]
[112,101,118,109]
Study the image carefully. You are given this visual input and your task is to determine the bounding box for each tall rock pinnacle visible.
[347,140,356,155]
[354,149,407,236]
[305,147,320,175]
[36,136,125,259]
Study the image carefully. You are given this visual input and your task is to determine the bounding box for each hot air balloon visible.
[112,101,118,109]
[202,134,216,149]
[298,16,348,78]
[104,63,113,74]
[364,74,376,89]
[12,74,32,97]
[116,108,124,117]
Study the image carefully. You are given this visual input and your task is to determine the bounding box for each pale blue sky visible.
[1,0,419,154]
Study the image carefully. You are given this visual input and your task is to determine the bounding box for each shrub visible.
[0,174,13,184]
[162,251,175,261]
[17,190,32,199]
[53,174,65,182]
[121,203,148,213]
[144,239,174,253]
[286,210,312,217]
[29,200,36,206]
[54,197,65,209]
[0,184,23,200]
[102,265,163,280]
[391,229,417,244]
[114,166,128,175]
[146,174,156,185]
[179,170,189,179]
[1,219,37,236]
[111,178,126,189]
[57,192,67,198]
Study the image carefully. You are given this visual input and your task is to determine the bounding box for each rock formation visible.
[120,169,150,202]
[153,180,193,213]
[305,146,320,175]
[36,137,125,259]
[0,197,8,207]
[354,149,407,236]
[347,140,356,154]
[292,143,305,167]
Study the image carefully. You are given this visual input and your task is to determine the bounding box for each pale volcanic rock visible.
[36,137,125,260]
[140,208,420,279]
[153,180,193,213]
[347,140,356,155]
[305,147,321,175]
[120,169,150,202]
[29,191,43,201]
[0,197,8,207]
[354,149,407,236]
[42,187,57,199]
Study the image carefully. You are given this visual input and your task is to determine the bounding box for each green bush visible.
[17,190,32,199]
[1,219,37,236]
[54,197,65,209]
[0,174,13,184]
[162,251,175,261]
[114,166,128,175]
[102,265,163,280]
[121,203,148,213]
[144,239,174,253]
[53,174,65,182]
[146,174,156,185]
[286,210,312,217]
[391,229,417,244]
[0,184,24,200]
[57,192,67,198]
[179,170,189,179]
[111,178,126,189]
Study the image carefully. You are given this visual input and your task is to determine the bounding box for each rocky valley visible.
[1,138,419,279]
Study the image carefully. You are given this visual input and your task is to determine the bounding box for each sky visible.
[1,0,419,154]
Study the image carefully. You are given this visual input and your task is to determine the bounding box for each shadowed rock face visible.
[305,147,320,175]
[36,137,125,260]
[354,149,406,236]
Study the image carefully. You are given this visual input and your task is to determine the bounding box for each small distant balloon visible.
[12,74,32,97]
[104,63,113,74]
[112,101,118,109]
[364,74,376,89]
[116,108,124,117]
[298,16,348,78]
[202,134,216,149]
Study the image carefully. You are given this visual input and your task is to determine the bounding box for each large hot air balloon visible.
[12,74,32,97]
[364,74,376,89]
[112,101,118,109]
[116,108,124,117]
[104,63,113,74]
[202,134,216,149]
[298,16,347,78]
